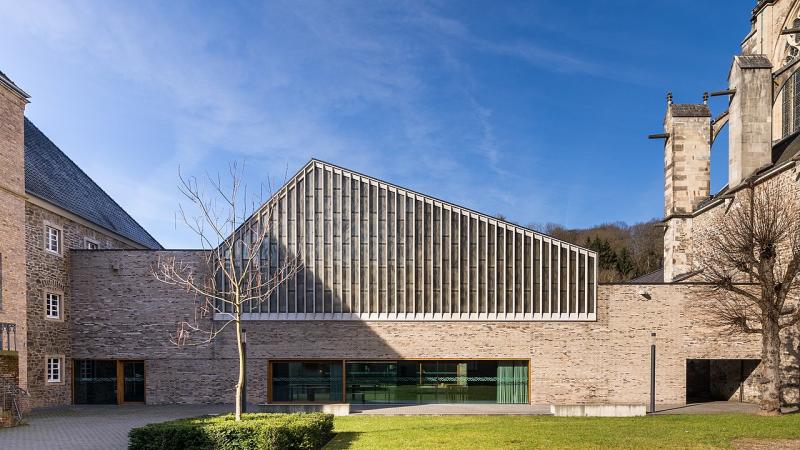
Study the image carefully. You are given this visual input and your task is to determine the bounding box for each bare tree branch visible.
[152,161,300,420]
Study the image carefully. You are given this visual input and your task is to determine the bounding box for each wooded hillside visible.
[526,219,663,283]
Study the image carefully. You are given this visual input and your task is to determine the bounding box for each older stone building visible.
[3,1,800,410]
[0,70,161,409]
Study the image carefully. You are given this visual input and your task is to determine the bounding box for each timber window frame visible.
[44,222,63,256]
[84,237,99,250]
[45,291,62,320]
[46,355,64,384]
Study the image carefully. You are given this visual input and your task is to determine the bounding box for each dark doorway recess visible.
[686,359,759,403]
[121,361,145,403]
[73,359,146,404]
[74,360,117,404]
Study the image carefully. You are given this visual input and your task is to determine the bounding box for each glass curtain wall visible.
[271,360,528,404]
[271,361,343,402]
[345,360,528,404]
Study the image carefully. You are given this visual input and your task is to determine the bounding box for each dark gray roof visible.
[771,130,800,166]
[0,70,29,99]
[627,269,664,284]
[673,269,704,282]
[735,55,772,69]
[24,118,162,249]
[670,104,711,118]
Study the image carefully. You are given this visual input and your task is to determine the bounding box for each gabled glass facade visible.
[217,161,598,321]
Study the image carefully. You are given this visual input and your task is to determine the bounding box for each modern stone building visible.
[2,0,800,409]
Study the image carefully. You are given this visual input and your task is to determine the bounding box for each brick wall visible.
[25,203,132,408]
[0,81,28,396]
[70,250,797,406]
[0,351,19,386]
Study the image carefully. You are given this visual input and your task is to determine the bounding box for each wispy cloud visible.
[1,0,656,247]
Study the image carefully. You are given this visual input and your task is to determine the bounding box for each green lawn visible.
[326,414,800,449]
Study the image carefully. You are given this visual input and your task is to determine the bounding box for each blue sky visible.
[1,1,749,248]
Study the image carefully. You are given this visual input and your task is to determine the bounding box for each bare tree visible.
[697,181,800,415]
[153,162,299,421]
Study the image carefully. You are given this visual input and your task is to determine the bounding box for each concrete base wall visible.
[68,251,797,408]
[260,403,350,416]
[551,404,647,417]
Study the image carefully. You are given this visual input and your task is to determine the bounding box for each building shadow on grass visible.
[324,432,363,449]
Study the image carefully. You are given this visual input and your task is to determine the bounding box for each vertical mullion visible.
[511,229,516,316]
[584,251,589,316]
[530,233,535,319]
[354,177,361,316]
[539,239,550,317]
[281,189,287,314]
[410,195,416,316]
[428,201,434,317]
[501,224,506,318]
[484,219,488,318]
[301,172,307,316]
[326,169,332,316]
[332,170,339,314]
[556,242,561,315]
[311,167,317,315]
[382,184,389,316]
[462,212,472,317]
[493,222,498,318]
[455,210,460,316]
[386,188,400,317]
[438,203,444,316]
[566,245,571,315]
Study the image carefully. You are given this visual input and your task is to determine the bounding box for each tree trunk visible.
[234,319,245,421]
[758,315,782,415]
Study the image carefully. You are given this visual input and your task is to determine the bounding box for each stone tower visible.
[728,55,773,187]
[0,71,29,390]
[662,99,711,282]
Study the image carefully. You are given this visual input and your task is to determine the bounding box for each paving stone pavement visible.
[0,404,232,450]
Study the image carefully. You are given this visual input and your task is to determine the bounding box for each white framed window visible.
[46,356,62,383]
[84,238,99,250]
[45,292,61,320]
[45,224,62,255]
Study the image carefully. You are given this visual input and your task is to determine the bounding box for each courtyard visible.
[1,403,799,449]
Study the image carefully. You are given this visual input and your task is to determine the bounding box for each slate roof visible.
[771,130,800,166]
[627,269,664,284]
[670,104,711,118]
[736,55,772,69]
[24,118,162,249]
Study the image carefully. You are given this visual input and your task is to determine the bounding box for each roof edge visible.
[0,73,30,101]
[269,158,598,255]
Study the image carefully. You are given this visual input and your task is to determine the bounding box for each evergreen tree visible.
[615,247,635,277]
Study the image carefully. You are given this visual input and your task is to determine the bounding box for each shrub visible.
[128,413,334,450]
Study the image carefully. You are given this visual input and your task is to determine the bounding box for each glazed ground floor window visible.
[73,360,145,404]
[270,361,343,402]
[269,359,528,404]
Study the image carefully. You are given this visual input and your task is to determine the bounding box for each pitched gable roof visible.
[24,118,162,249]
[264,158,596,254]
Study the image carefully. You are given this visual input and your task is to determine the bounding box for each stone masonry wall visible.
[69,250,785,407]
[679,167,800,404]
[25,203,132,408]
